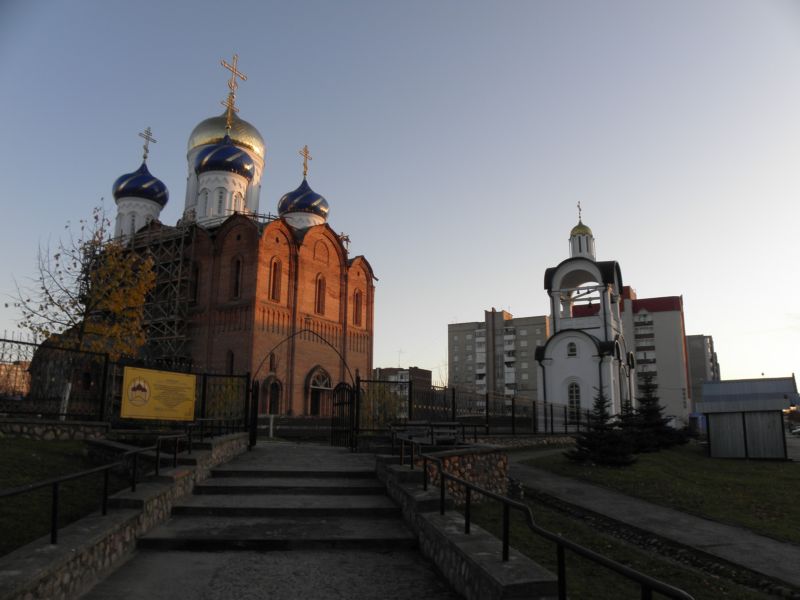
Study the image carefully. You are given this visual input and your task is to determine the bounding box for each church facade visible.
[110,57,375,416]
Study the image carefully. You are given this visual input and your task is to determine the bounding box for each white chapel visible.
[534,213,636,416]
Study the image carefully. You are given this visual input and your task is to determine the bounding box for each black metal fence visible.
[0,338,250,429]
[357,378,590,436]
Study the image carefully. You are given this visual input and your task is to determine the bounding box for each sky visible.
[1,0,799,383]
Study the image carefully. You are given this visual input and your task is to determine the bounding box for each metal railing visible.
[397,440,694,600]
[0,433,190,545]
[191,417,247,442]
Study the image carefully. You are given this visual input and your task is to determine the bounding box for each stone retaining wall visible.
[0,419,109,441]
[417,446,508,504]
[0,433,248,600]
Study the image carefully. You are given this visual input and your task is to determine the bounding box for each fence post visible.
[564,405,568,434]
[249,380,259,450]
[354,374,361,452]
[243,371,251,432]
[511,396,516,435]
[200,374,208,419]
[407,379,413,421]
[451,387,456,422]
[98,354,109,422]
[485,393,490,435]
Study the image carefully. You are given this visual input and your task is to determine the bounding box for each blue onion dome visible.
[194,135,255,180]
[112,162,169,206]
[277,178,329,219]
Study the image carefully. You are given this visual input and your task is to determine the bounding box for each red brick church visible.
[111,57,375,416]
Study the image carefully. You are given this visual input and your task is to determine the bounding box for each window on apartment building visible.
[535,328,541,335]
[466,333,473,340]
[519,329,527,336]
[567,342,577,357]
[521,362,528,369]
[453,335,459,342]
[522,373,528,380]
[520,340,528,347]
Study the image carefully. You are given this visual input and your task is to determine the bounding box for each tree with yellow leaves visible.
[9,207,155,361]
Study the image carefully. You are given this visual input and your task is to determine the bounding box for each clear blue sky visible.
[1,0,799,382]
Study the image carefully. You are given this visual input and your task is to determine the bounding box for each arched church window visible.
[231,257,242,298]
[233,192,243,213]
[199,189,209,216]
[567,342,577,357]
[307,367,331,416]
[129,214,136,236]
[315,274,326,315]
[216,188,225,214]
[568,382,580,422]
[269,258,281,302]
[353,289,362,326]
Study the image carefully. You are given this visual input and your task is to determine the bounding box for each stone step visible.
[194,477,386,495]
[171,493,401,517]
[210,467,377,479]
[138,514,417,552]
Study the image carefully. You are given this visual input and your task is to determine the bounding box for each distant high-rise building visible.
[686,334,721,408]
[372,366,432,390]
[619,288,692,422]
[448,309,549,399]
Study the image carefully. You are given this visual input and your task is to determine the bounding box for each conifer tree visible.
[635,373,686,451]
[566,388,635,466]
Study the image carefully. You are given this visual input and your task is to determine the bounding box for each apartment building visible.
[448,309,549,399]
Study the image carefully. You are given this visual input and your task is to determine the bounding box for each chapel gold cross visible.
[138,126,157,161]
[299,145,312,178]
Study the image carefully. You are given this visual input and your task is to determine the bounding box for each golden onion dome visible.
[570,220,593,236]
[187,111,265,159]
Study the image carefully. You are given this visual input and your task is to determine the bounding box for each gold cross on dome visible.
[577,200,582,221]
[299,145,312,178]
[220,94,239,132]
[221,53,247,94]
[138,126,157,161]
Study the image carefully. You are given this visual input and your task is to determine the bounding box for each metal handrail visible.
[0,433,190,546]
[191,417,246,442]
[400,441,694,600]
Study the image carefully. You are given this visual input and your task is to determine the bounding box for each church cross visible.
[221,53,247,94]
[138,126,157,162]
[220,54,247,133]
[299,145,312,178]
[577,201,582,221]
[220,94,239,132]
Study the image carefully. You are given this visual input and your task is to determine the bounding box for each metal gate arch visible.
[331,382,357,450]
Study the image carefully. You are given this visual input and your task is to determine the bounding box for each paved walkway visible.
[508,453,800,591]
[82,442,460,600]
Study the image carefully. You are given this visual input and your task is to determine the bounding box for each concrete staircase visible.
[138,443,417,552]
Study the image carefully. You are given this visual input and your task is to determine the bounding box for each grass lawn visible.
[524,442,800,544]
[468,499,770,600]
[0,438,128,557]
